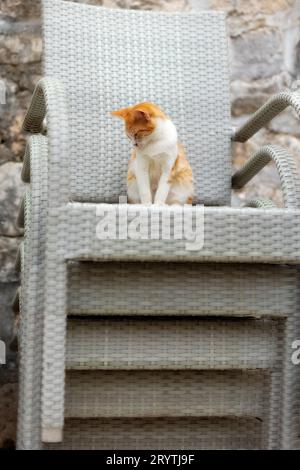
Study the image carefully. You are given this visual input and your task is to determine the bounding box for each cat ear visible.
[111,108,128,119]
[133,109,151,122]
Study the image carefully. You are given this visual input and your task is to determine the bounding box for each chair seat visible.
[45,417,263,450]
[66,262,297,317]
[66,317,283,370]
[63,369,268,418]
[63,203,300,264]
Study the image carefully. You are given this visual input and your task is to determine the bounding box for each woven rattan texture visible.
[64,203,300,264]
[17,0,300,450]
[45,417,263,449]
[232,91,300,143]
[66,317,284,370]
[232,145,300,208]
[17,135,48,450]
[63,369,269,418]
[67,262,298,316]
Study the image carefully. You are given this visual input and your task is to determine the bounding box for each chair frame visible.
[16,3,300,449]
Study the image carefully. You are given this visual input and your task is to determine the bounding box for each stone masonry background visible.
[0,0,300,447]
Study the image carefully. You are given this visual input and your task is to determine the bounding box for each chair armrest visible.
[232,145,300,209]
[23,78,67,134]
[232,91,300,143]
[244,198,276,209]
[23,78,69,205]
[21,133,48,183]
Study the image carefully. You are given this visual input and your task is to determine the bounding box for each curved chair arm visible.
[232,145,300,209]
[23,78,69,206]
[232,91,300,143]
[23,78,67,134]
[17,135,49,233]
[21,133,48,183]
[244,198,276,209]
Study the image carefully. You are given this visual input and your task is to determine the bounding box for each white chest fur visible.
[136,119,177,204]
[139,118,178,159]
[130,118,180,204]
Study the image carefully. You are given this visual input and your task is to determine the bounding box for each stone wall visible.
[0,0,300,448]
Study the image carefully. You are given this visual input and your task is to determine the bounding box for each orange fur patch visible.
[169,143,193,187]
[111,102,167,140]
[127,150,136,181]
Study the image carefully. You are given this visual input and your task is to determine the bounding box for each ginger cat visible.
[111,102,194,205]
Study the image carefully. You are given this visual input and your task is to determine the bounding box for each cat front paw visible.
[140,197,152,205]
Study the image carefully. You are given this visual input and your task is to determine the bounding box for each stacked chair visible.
[15,0,300,449]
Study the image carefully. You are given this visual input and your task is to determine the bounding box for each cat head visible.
[111,102,167,147]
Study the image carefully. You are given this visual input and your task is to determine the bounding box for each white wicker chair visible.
[16,0,300,449]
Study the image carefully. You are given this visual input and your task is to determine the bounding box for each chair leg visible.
[267,370,284,449]
[42,427,63,443]
[17,135,48,450]
[41,259,67,443]
[17,254,44,450]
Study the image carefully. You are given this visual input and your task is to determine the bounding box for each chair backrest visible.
[43,0,232,205]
